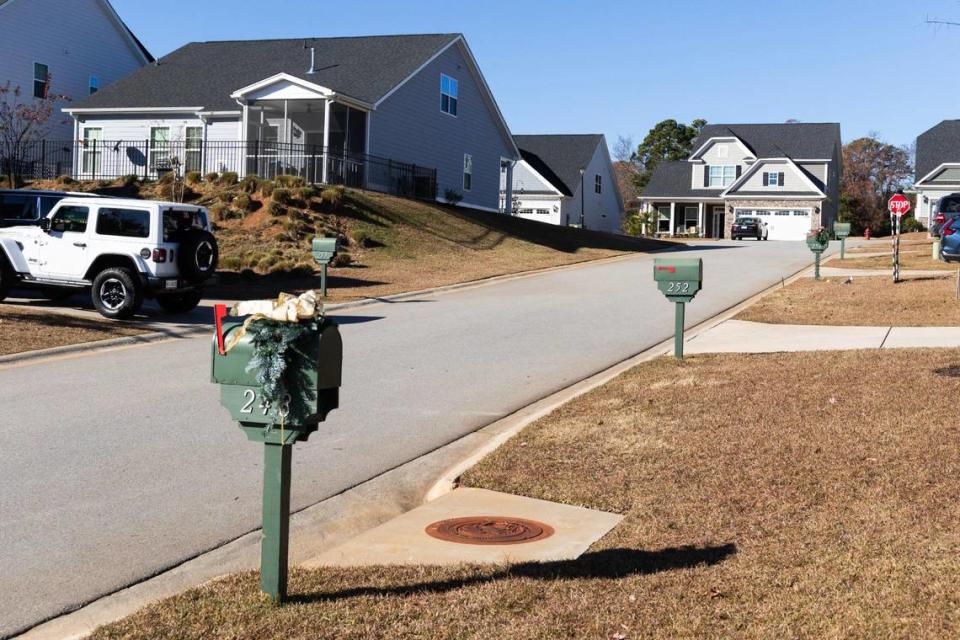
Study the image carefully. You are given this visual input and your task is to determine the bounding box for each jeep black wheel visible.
[178,230,219,284]
[156,290,203,314]
[91,268,142,320]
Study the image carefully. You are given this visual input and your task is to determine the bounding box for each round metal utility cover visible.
[425,516,555,545]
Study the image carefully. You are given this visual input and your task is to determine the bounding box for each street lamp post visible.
[579,167,585,229]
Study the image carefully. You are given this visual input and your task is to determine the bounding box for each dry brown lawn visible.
[0,306,147,355]
[91,350,960,639]
[736,275,960,326]
[840,252,952,272]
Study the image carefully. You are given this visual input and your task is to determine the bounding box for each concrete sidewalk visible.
[685,319,960,354]
[806,267,952,278]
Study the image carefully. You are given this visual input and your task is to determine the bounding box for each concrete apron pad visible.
[304,488,623,567]
[685,319,889,354]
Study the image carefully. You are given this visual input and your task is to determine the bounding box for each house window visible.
[763,171,784,187]
[89,76,99,95]
[684,206,698,232]
[441,74,458,116]
[656,205,671,233]
[33,63,49,99]
[149,127,170,169]
[594,174,602,194]
[184,126,203,173]
[81,128,102,174]
[463,153,472,191]
[708,165,736,187]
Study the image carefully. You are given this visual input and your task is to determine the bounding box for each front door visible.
[712,206,725,239]
[39,204,91,279]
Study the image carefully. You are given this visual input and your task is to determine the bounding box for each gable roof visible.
[0,0,152,63]
[721,157,826,198]
[641,161,703,199]
[513,134,604,197]
[71,33,459,111]
[916,120,960,184]
[692,122,840,160]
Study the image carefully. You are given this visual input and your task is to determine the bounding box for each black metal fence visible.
[1,139,438,201]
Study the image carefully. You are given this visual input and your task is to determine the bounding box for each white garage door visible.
[736,209,811,241]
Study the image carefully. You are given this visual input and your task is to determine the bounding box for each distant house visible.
[0,0,152,139]
[639,123,842,241]
[63,33,519,210]
[501,134,623,233]
[914,120,960,226]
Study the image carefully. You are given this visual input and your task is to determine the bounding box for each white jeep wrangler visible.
[0,197,218,319]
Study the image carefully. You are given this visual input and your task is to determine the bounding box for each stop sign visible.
[888,193,911,217]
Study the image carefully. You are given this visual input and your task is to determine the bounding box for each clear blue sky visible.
[112,0,956,151]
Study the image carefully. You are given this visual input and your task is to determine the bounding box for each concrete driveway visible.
[0,240,824,637]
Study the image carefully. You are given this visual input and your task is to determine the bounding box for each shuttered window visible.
[708,165,737,187]
[763,171,785,187]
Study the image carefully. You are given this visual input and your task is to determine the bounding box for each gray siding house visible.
[914,120,960,226]
[501,134,624,233]
[0,0,152,138]
[640,123,842,241]
[64,33,518,211]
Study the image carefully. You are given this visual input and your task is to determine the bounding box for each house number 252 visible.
[667,282,691,294]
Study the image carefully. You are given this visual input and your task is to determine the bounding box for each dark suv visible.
[0,189,102,228]
[731,217,768,241]
[931,194,960,237]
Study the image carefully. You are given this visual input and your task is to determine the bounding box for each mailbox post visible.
[311,237,339,298]
[805,228,830,280]
[653,258,703,359]
[211,307,342,602]
[834,222,851,260]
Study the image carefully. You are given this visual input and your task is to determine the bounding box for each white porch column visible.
[321,98,331,184]
[698,202,705,237]
[669,202,676,237]
[503,160,514,214]
[239,102,249,178]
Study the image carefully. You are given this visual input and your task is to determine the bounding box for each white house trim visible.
[720,157,826,198]
[514,159,565,197]
[915,162,960,186]
[689,136,756,162]
[230,73,335,101]
[64,106,204,114]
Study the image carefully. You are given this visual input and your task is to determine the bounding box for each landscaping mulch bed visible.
[0,306,147,356]
[735,275,960,326]
[90,350,960,639]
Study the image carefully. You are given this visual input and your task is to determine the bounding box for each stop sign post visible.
[888,192,911,283]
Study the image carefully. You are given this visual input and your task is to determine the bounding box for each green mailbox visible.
[311,237,339,298]
[834,222,851,260]
[654,258,703,359]
[211,304,342,603]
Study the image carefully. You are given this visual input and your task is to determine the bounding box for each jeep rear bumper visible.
[145,274,216,294]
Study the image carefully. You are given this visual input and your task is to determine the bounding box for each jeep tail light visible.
[152,248,167,262]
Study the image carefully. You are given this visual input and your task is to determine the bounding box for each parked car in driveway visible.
[731,217,769,241]
[0,197,218,319]
[0,189,105,228]
[940,218,960,261]
[930,193,960,237]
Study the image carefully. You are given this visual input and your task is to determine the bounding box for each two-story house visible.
[500,134,624,233]
[639,122,842,241]
[63,33,519,211]
[0,0,152,139]
[913,120,960,227]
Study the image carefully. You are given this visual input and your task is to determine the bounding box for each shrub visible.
[275,174,305,188]
[267,201,286,217]
[351,229,373,247]
[55,174,76,186]
[240,175,260,193]
[331,252,352,267]
[320,187,344,210]
[291,261,316,277]
[269,259,297,274]
[243,253,266,268]
[900,216,924,233]
[298,186,317,201]
[272,187,292,205]
[120,174,139,187]
[203,172,219,183]
[287,207,306,221]
[218,190,237,204]
[184,171,201,185]
[219,171,239,186]
[219,256,242,271]
[157,171,175,185]
[282,219,310,242]
[259,180,275,198]
[444,188,464,205]
[234,193,251,211]
[208,202,228,220]
[256,255,279,271]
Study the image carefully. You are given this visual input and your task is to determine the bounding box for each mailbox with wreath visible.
[211,291,342,602]
[653,258,703,359]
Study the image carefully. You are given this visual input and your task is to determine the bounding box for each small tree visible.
[0,81,69,187]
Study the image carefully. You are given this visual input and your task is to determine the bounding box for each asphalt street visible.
[0,240,826,637]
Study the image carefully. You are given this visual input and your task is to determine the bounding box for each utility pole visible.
[579,167,585,229]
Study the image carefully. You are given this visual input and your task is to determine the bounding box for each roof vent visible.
[304,41,316,75]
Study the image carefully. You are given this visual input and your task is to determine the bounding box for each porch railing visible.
[0,139,438,201]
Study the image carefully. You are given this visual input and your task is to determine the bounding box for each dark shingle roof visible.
[72,34,459,110]
[693,123,840,159]
[513,134,604,196]
[641,161,702,198]
[916,120,960,181]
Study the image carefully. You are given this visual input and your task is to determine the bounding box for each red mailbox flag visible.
[888,193,911,217]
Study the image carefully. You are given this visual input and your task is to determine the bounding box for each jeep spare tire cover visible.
[178,229,218,283]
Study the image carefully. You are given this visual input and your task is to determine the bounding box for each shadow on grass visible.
[290,544,736,603]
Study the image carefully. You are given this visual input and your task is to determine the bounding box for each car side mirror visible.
[40,218,51,232]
